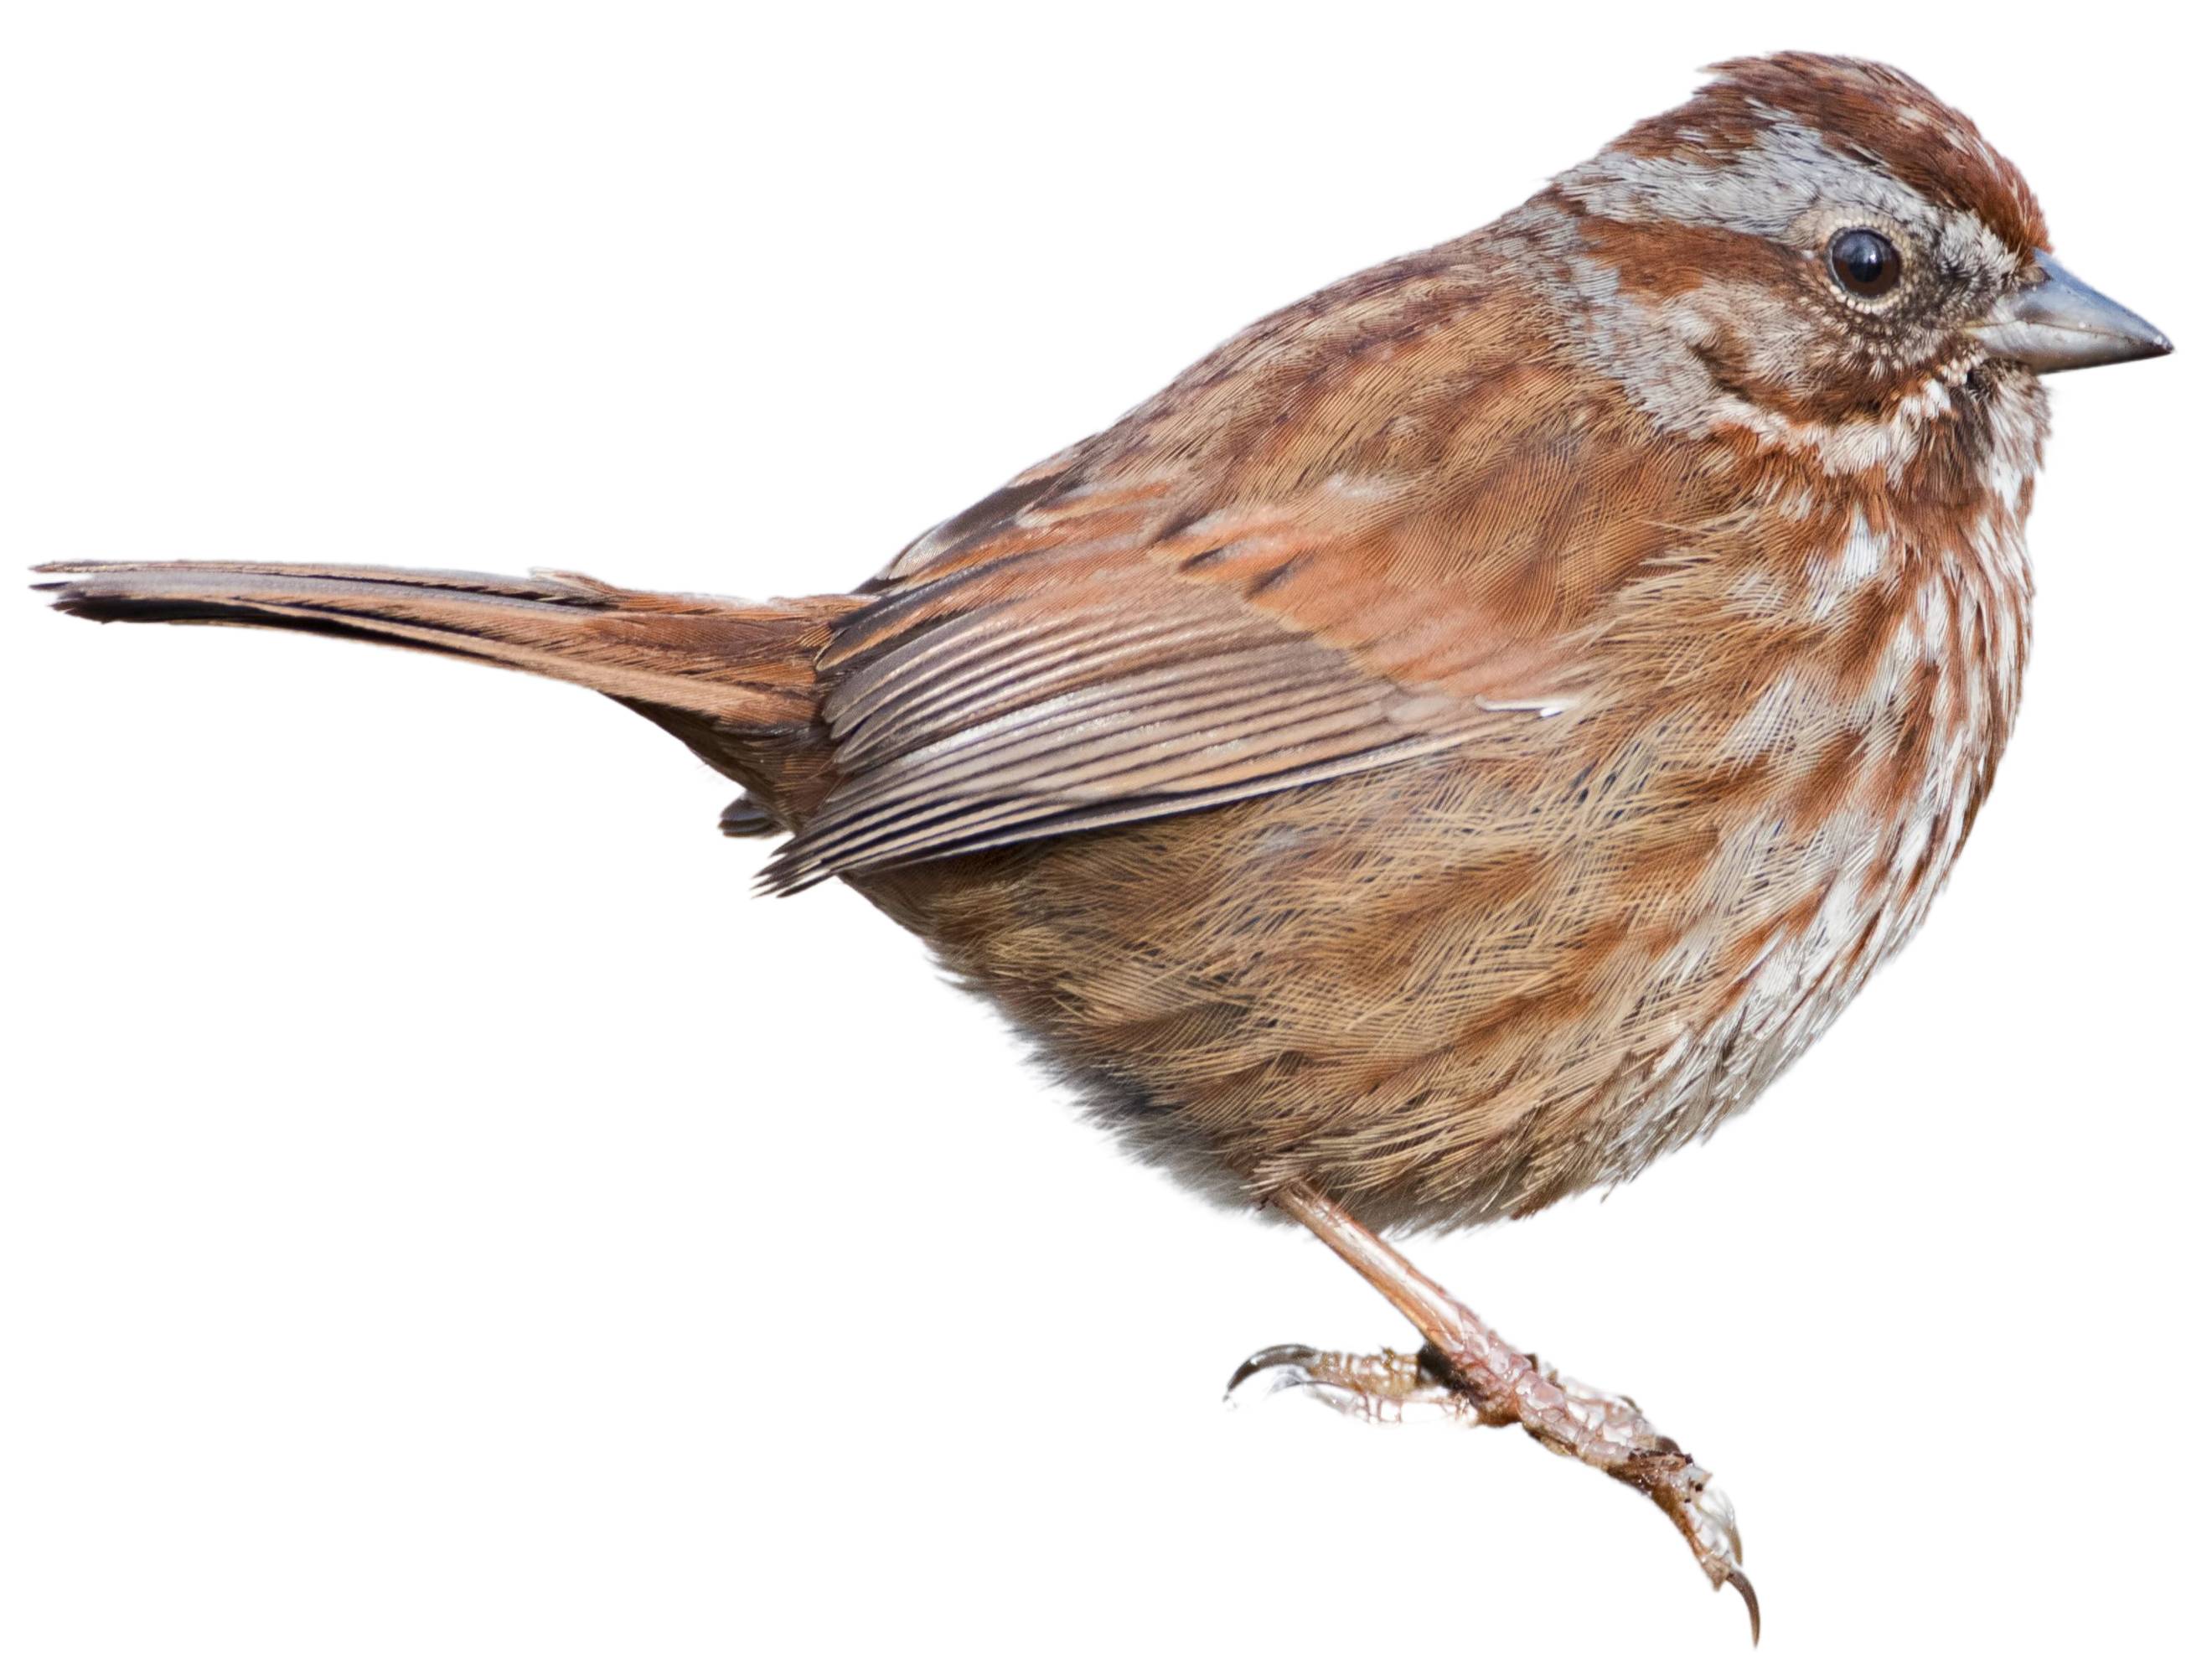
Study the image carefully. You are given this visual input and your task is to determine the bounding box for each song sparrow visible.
[36,53,2170,1634]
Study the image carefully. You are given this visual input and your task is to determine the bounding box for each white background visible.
[3,4,2203,1654]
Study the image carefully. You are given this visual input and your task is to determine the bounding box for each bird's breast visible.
[862,482,2038,1233]
[1577,485,2034,1185]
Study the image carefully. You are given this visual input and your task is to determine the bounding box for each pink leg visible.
[1232,1181,1759,1641]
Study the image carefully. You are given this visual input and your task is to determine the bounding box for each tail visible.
[36,559,856,820]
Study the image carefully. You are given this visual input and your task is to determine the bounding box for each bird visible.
[35,52,2171,1637]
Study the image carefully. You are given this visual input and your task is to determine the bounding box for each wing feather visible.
[763,264,1708,890]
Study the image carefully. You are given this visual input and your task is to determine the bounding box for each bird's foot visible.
[1228,1337,1758,1641]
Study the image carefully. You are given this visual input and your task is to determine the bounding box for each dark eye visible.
[1828,229,1901,298]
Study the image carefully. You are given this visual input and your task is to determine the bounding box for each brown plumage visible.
[35,53,2171,1632]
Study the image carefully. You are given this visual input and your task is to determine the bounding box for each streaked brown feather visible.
[763,282,1718,890]
[39,53,2065,1235]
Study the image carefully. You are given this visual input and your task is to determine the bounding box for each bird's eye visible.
[1828,229,1902,298]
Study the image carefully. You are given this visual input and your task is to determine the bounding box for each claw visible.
[1725,1569,1762,1645]
[1225,1343,1326,1400]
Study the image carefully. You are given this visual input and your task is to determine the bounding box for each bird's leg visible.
[1230,1180,1758,1640]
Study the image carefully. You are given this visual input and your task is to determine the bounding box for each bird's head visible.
[1539,53,2168,445]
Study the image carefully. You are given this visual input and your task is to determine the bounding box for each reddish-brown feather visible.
[41,53,2055,1233]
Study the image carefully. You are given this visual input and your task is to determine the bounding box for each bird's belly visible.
[1584,760,1981,1200]
[862,602,2009,1231]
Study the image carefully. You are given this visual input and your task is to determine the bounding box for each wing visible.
[763,250,1711,892]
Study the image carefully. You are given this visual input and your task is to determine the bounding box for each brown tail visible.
[35,559,855,822]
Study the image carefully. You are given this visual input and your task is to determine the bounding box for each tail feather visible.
[36,559,854,814]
